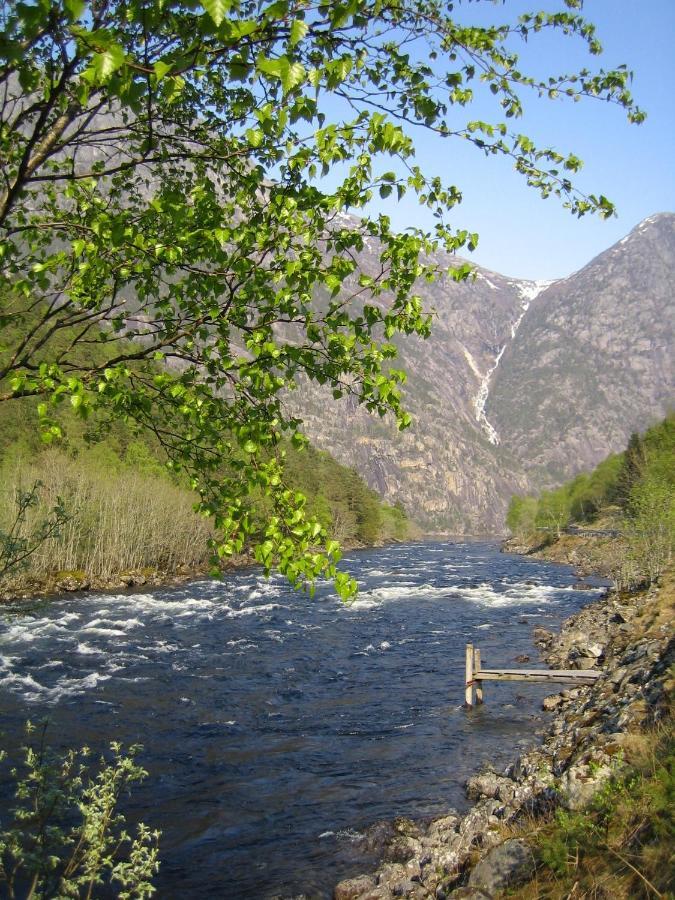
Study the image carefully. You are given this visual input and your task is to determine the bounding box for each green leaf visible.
[289,19,309,47]
[64,0,85,19]
[83,43,126,84]
[257,54,306,94]
[153,60,173,81]
[201,0,231,26]
[245,128,264,148]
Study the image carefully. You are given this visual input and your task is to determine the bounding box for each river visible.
[0,540,606,897]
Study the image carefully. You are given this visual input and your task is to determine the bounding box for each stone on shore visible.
[468,839,536,893]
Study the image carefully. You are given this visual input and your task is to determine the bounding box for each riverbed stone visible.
[383,836,418,864]
[360,821,397,854]
[467,839,535,893]
[55,573,90,591]
[447,890,492,899]
[542,693,563,711]
[426,813,459,840]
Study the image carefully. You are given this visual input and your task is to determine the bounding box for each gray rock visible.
[468,839,535,893]
[533,628,554,647]
[465,772,501,801]
[334,875,377,899]
[384,837,418,864]
[448,889,492,899]
[542,693,562,711]
[573,655,600,670]
[426,813,459,840]
[56,575,90,592]
[558,763,613,810]
[361,821,396,854]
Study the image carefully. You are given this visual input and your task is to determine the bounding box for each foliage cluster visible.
[506,414,675,586]
[0,0,644,594]
[0,725,159,900]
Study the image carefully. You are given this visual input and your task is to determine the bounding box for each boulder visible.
[426,813,459,841]
[55,572,90,592]
[362,820,397,853]
[334,875,377,900]
[468,839,535,893]
[533,628,554,647]
[542,693,562,711]
[383,837,418,865]
[558,763,613,811]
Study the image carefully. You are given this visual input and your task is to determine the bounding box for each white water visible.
[0,540,607,898]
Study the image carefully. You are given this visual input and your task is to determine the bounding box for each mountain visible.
[487,213,675,486]
[290,213,675,532]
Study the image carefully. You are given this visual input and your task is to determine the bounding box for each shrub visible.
[0,724,160,900]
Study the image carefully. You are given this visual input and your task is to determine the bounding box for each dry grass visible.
[0,450,214,587]
[500,716,674,899]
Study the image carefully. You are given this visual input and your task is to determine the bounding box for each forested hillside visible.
[506,413,675,588]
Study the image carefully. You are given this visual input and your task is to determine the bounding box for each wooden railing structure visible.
[464,643,601,707]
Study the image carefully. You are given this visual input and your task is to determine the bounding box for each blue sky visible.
[362,0,675,280]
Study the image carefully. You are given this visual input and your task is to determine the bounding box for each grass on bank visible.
[497,573,675,899]
[504,715,674,900]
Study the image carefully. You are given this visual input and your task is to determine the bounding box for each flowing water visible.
[0,540,606,897]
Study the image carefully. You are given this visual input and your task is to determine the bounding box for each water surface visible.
[0,540,605,897]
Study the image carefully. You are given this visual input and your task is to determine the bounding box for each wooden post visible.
[463,644,601,707]
[474,647,483,704]
[465,643,474,707]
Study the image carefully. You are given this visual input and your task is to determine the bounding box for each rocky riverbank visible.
[0,563,224,604]
[501,530,626,579]
[333,572,673,900]
[0,536,408,605]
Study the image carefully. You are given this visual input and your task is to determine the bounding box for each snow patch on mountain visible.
[474,272,500,291]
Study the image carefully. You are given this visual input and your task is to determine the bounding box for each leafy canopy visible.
[0,0,644,595]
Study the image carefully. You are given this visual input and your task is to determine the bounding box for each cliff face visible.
[290,213,675,532]
[287,253,544,532]
[488,213,675,487]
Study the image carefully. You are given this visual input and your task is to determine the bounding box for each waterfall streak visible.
[474,279,554,445]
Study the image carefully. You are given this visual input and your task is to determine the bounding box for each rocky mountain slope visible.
[488,212,675,486]
[290,213,675,532]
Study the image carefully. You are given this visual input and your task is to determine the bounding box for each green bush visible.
[506,414,674,587]
[0,725,160,899]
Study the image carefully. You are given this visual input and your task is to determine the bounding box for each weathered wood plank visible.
[476,668,600,678]
[474,647,483,704]
[463,645,601,707]
[465,642,474,707]
[475,668,600,684]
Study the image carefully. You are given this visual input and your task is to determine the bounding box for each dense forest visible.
[506,413,675,587]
